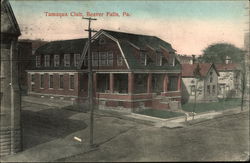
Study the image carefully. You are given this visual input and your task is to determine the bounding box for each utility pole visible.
[83,17,97,147]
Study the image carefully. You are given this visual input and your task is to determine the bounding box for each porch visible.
[93,72,182,111]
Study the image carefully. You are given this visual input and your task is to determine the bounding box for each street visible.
[9,102,250,162]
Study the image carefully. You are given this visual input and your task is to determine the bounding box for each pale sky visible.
[9,0,249,55]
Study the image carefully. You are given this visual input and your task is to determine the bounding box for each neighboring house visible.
[181,63,219,103]
[27,29,182,111]
[215,61,241,98]
[177,54,193,64]
[18,41,33,94]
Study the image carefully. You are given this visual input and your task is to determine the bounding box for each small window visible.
[40,74,44,88]
[207,85,210,95]
[44,55,50,67]
[139,52,146,65]
[49,75,54,89]
[59,75,64,89]
[36,56,41,67]
[69,75,74,90]
[190,85,195,96]
[210,77,213,83]
[212,85,216,94]
[156,54,162,66]
[74,54,80,67]
[54,55,60,67]
[64,54,70,67]
[107,52,113,66]
[99,38,106,45]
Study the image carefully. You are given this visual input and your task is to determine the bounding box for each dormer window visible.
[44,55,50,67]
[74,54,80,67]
[54,55,60,67]
[64,54,70,67]
[36,56,41,67]
[139,52,147,66]
[156,53,162,66]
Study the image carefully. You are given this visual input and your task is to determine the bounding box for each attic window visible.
[139,52,147,66]
[156,53,162,66]
[99,38,106,45]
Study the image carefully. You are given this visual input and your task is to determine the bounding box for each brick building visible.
[27,29,182,111]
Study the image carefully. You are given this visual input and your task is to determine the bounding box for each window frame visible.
[44,55,50,67]
[36,56,41,67]
[49,74,54,89]
[59,75,64,89]
[64,54,71,67]
[74,54,80,67]
[54,55,60,67]
[69,75,74,90]
[40,74,44,89]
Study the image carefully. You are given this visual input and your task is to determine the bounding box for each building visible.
[17,41,33,94]
[1,0,22,156]
[215,57,241,98]
[27,29,182,111]
[181,62,219,103]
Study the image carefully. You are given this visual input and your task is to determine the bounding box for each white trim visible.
[28,92,79,98]
[95,97,152,102]
[128,41,140,50]
[27,70,87,74]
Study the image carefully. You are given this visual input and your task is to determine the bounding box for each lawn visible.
[136,109,185,119]
[182,98,241,113]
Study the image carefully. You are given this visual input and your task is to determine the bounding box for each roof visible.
[35,38,88,55]
[182,63,219,77]
[215,63,240,71]
[1,0,21,36]
[91,29,179,70]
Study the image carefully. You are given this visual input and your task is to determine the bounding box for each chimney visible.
[191,55,195,64]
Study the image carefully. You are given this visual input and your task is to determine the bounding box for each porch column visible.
[109,73,114,93]
[147,73,152,93]
[128,72,134,94]
[178,74,181,91]
[163,74,168,92]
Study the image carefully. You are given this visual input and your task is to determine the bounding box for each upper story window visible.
[74,54,80,67]
[190,85,195,96]
[92,52,99,66]
[117,55,123,66]
[156,54,162,66]
[100,52,107,66]
[99,37,106,45]
[107,52,113,66]
[36,56,41,67]
[209,71,213,82]
[139,52,147,66]
[54,55,60,67]
[64,54,70,67]
[44,55,50,67]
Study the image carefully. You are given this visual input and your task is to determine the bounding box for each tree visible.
[192,64,202,120]
[200,43,245,63]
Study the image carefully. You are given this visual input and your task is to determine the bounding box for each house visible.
[1,0,22,156]
[215,57,241,98]
[181,62,219,103]
[27,29,182,112]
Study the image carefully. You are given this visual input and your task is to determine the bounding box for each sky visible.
[9,0,249,55]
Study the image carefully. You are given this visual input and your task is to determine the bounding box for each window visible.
[209,71,213,82]
[59,75,64,89]
[207,85,210,95]
[212,85,216,94]
[36,56,41,67]
[156,54,162,66]
[44,55,50,67]
[92,52,99,66]
[64,54,70,67]
[99,38,106,45]
[54,55,60,67]
[74,54,80,67]
[69,75,74,89]
[190,85,195,95]
[40,74,44,88]
[49,75,53,89]
[117,55,123,66]
[139,52,146,65]
[107,52,113,66]
[31,74,35,91]
[167,76,178,91]
[31,74,35,82]
[100,52,107,66]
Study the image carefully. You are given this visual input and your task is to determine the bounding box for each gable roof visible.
[182,63,219,77]
[79,29,180,71]
[1,0,21,36]
[35,38,88,55]
[215,63,240,71]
